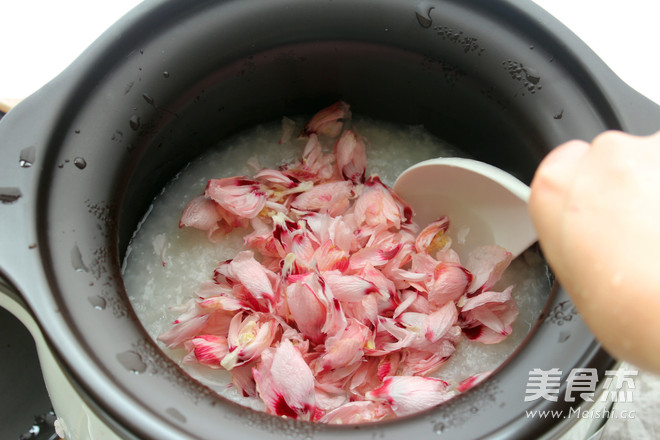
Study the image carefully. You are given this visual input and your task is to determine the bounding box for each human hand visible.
[529,130,660,373]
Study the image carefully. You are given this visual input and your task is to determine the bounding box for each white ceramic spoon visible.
[393,157,537,261]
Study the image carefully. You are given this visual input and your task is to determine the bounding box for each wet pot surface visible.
[5,0,660,438]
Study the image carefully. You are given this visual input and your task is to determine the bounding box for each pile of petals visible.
[159,102,518,423]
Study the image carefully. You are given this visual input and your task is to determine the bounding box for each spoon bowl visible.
[393,157,537,261]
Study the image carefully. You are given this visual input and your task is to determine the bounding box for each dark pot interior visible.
[7,0,660,438]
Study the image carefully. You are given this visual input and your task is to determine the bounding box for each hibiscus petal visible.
[291,181,353,215]
[461,286,518,344]
[231,363,257,397]
[205,177,267,219]
[319,401,393,424]
[461,286,514,312]
[271,339,317,416]
[312,241,350,272]
[465,245,513,294]
[457,371,492,393]
[428,263,472,307]
[222,313,278,369]
[179,195,220,231]
[219,251,277,303]
[415,216,450,254]
[423,301,459,342]
[183,334,228,368]
[354,176,404,229]
[398,348,453,376]
[286,274,328,344]
[365,376,455,416]
[158,314,209,349]
[324,272,377,302]
[254,168,297,189]
[319,319,370,371]
[350,244,402,271]
[303,101,351,138]
[335,129,367,183]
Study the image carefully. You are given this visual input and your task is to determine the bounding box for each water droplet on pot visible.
[558,330,571,343]
[73,157,87,169]
[415,2,434,28]
[28,243,37,249]
[553,109,564,120]
[163,71,170,78]
[117,350,147,374]
[129,115,141,131]
[165,407,187,423]
[71,244,89,272]
[143,93,154,105]
[75,129,81,134]
[433,422,446,434]
[0,187,22,204]
[88,296,106,311]
[524,67,541,84]
[19,146,36,168]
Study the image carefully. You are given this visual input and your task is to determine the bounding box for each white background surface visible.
[0,1,659,106]
[1,1,659,439]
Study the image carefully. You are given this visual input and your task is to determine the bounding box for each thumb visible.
[528,140,589,282]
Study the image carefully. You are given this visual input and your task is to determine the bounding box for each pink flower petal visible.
[205,177,267,219]
[422,301,459,343]
[243,216,287,258]
[318,319,371,371]
[158,314,209,349]
[254,168,297,189]
[399,348,453,376]
[179,195,230,242]
[324,271,377,302]
[415,216,450,254]
[461,286,514,312]
[179,195,220,231]
[465,245,513,294]
[335,129,367,183]
[291,181,353,215]
[286,273,329,344]
[349,243,402,271]
[354,176,404,229]
[216,251,277,304]
[365,376,455,416]
[319,401,393,424]
[183,334,228,368]
[231,363,257,397]
[312,241,350,272]
[222,313,278,370]
[257,339,317,419]
[303,101,351,138]
[457,371,491,393]
[461,286,518,344]
[428,263,472,307]
[359,263,396,301]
